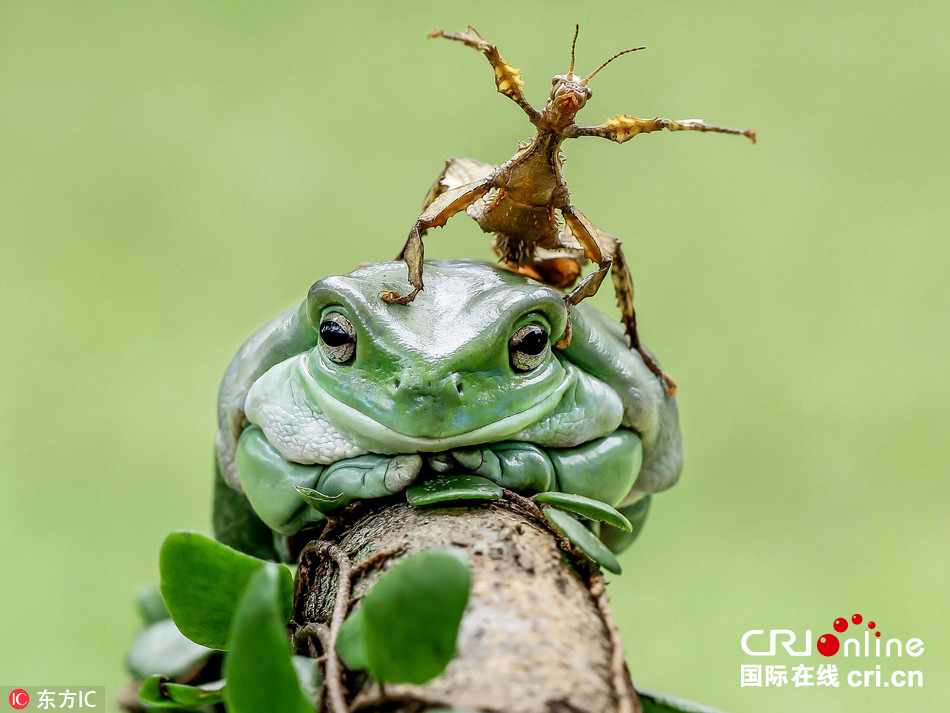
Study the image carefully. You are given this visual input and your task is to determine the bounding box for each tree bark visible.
[291,498,643,713]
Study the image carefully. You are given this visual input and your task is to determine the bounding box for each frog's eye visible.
[319,313,356,364]
[509,323,549,372]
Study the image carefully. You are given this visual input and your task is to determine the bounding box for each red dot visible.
[868,621,876,629]
[875,632,881,637]
[9,690,30,710]
[852,614,863,625]
[817,633,840,657]
[833,617,848,632]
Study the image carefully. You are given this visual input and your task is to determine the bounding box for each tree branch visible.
[292,499,643,713]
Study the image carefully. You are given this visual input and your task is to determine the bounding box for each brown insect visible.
[379,26,756,396]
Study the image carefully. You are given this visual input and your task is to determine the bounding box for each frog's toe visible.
[451,447,486,472]
[451,446,502,481]
[427,452,456,474]
[384,454,424,492]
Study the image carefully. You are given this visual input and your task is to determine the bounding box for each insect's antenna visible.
[569,24,580,76]
[581,45,646,86]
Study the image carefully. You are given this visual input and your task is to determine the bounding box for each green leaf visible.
[638,687,730,713]
[135,583,171,625]
[535,492,632,532]
[294,484,344,511]
[362,548,471,684]
[544,508,623,574]
[336,607,369,670]
[126,619,213,679]
[406,474,503,506]
[290,655,323,704]
[224,565,314,713]
[160,531,293,650]
[138,676,225,709]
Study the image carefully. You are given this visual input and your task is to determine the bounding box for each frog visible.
[214,260,682,561]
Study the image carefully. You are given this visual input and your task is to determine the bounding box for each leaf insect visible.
[380,26,756,396]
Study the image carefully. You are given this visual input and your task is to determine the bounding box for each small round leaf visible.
[362,548,471,684]
[160,531,293,650]
[126,619,212,679]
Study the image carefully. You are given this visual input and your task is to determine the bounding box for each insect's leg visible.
[570,115,756,144]
[561,206,676,395]
[610,244,677,397]
[430,27,541,123]
[557,206,610,348]
[380,179,494,305]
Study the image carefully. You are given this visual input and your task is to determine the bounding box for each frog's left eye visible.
[509,323,549,372]
[319,313,356,364]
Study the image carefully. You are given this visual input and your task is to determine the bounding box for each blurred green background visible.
[1,1,946,711]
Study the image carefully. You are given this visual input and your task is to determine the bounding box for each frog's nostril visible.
[394,378,401,389]
[456,381,464,394]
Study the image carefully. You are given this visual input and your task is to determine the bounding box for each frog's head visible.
[218,259,681,503]
[301,261,570,450]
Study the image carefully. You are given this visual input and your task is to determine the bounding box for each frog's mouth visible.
[311,374,573,455]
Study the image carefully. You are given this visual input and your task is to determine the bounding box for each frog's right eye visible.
[319,313,356,363]
[509,323,549,372]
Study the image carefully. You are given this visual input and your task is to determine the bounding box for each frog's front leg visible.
[235,427,423,535]
[449,429,642,506]
[547,430,642,507]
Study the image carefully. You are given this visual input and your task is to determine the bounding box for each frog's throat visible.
[311,374,574,454]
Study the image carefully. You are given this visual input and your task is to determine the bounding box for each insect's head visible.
[547,72,592,124]
[545,25,645,126]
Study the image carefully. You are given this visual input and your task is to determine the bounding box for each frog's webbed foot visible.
[440,433,646,549]
[444,443,556,493]
[318,453,424,504]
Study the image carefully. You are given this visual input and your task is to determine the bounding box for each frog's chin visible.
[312,375,573,454]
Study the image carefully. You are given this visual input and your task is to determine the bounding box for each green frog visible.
[214,260,682,560]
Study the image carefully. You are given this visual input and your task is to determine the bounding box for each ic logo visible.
[8,689,29,710]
